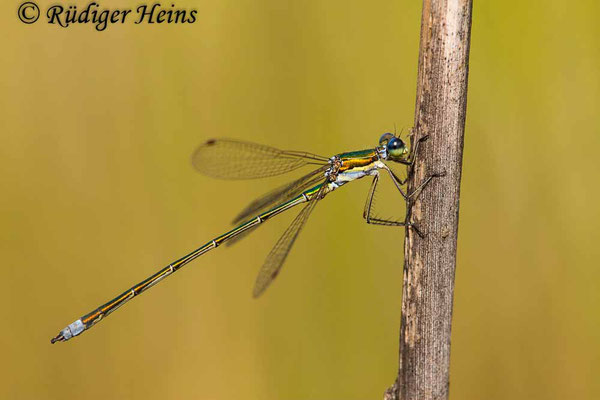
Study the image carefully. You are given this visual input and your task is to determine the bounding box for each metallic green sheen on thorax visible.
[337,148,378,160]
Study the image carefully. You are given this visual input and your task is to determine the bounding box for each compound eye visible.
[379,132,395,146]
[387,137,406,158]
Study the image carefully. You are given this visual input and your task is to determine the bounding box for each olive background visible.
[2,0,599,399]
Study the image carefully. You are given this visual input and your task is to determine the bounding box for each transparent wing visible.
[192,139,329,180]
[225,165,328,247]
[252,183,326,298]
[232,165,329,224]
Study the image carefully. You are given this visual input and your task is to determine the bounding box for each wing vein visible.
[192,139,328,179]
[252,183,326,297]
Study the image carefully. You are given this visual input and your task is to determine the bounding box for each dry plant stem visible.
[385,0,473,399]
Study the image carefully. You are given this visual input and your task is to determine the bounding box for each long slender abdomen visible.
[51,187,318,343]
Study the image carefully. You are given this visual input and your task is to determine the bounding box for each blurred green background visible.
[2,0,599,399]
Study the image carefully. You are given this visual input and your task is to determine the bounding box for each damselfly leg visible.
[363,132,445,238]
[363,170,438,237]
[398,132,429,168]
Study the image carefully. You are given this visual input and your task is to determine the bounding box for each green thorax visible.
[337,148,378,160]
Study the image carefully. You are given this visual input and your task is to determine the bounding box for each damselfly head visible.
[379,133,409,162]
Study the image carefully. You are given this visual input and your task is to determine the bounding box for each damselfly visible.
[51,133,438,343]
